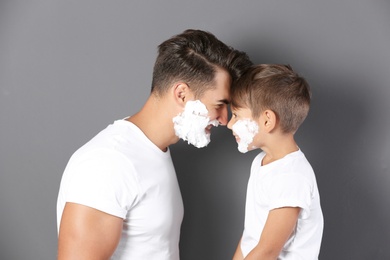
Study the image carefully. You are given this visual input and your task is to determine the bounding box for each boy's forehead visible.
[230,99,249,109]
[231,106,251,113]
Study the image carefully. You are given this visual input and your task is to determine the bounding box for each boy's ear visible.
[173,83,192,106]
[262,109,277,132]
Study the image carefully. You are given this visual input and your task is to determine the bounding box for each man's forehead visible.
[200,86,229,100]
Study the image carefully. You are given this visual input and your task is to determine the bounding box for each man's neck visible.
[128,95,179,152]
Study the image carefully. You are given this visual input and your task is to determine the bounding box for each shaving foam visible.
[232,119,259,153]
[173,100,219,148]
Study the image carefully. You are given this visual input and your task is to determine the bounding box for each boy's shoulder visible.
[253,150,315,179]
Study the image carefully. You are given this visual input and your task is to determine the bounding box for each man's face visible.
[172,68,231,148]
[198,68,231,127]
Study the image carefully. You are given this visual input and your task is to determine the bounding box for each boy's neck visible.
[260,133,299,166]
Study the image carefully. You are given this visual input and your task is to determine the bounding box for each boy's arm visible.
[232,238,244,260]
[58,202,123,260]
[244,207,300,260]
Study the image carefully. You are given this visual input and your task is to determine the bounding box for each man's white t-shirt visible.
[241,150,323,259]
[57,119,184,259]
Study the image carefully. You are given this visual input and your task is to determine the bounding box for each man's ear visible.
[173,83,192,106]
[262,109,277,132]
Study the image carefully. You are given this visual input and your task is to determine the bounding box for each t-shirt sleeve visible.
[267,173,313,219]
[64,149,140,219]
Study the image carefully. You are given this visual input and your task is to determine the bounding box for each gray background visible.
[1,1,389,259]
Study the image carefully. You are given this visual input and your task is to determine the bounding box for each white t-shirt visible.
[57,119,184,260]
[241,150,323,259]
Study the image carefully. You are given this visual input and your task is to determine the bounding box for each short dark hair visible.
[151,29,252,98]
[231,64,311,133]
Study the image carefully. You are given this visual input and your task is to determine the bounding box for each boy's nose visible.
[227,118,234,130]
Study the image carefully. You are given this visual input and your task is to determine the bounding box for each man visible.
[57,29,252,259]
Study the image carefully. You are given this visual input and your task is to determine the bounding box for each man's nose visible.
[218,107,228,126]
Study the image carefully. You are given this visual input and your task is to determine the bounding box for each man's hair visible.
[151,29,253,98]
[231,64,311,134]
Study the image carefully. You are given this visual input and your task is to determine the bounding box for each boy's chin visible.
[237,144,249,153]
[237,144,257,153]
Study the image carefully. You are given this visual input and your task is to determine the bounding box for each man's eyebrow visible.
[218,99,230,105]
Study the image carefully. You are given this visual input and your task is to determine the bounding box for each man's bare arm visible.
[58,202,123,260]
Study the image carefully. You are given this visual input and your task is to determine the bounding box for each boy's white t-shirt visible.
[241,150,323,259]
[57,119,184,260]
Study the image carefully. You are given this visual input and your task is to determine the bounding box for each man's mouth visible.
[205,125,213,133]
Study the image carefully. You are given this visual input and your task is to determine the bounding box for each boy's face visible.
[227,106,260,153]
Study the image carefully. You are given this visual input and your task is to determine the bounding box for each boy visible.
[228,64,323,259]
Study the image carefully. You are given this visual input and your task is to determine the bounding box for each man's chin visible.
[188,138,210,148]
[190,143,209,148]
[185,133,211,148]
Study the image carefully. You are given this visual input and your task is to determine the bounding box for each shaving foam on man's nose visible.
[173,100,219,148]
[232,119,259,153]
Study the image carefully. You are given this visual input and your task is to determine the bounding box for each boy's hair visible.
[231,64,311,134]
[151,29,253,98]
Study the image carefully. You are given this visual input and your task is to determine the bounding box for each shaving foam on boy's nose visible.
[173,100,219,148]
[232,119,259,153]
